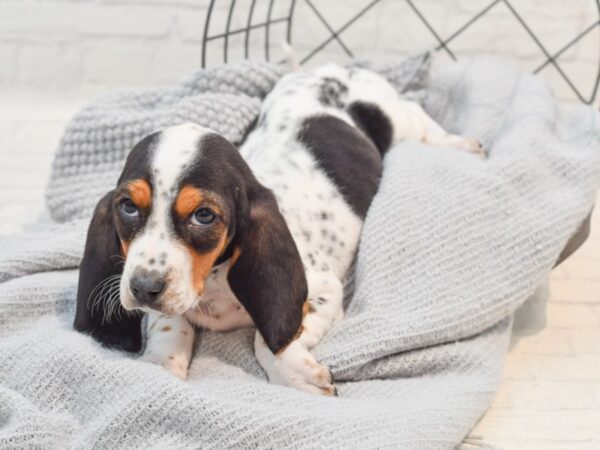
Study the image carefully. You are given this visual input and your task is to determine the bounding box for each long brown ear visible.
[227,190,307,354]
[73,190,142,352]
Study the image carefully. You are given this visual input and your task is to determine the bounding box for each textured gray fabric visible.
[2,57,599,449]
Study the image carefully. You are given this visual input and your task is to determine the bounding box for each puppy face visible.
[115,123,242,316]
[76,121,307,354]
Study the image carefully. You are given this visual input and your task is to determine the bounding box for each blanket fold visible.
[1,56,599,449]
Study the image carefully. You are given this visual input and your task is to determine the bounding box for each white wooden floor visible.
[1,93,599,449]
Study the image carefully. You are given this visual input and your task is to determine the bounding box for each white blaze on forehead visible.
[151,123,215,222]
[152,123,214,194]
[150,123,214,236]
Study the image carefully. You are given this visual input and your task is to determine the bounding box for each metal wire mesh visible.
[201,0,600,105]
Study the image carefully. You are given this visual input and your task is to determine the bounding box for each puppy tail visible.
[281,41,301,71]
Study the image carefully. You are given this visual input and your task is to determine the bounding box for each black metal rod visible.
[287,0,297,44]
[534,22,599,74]
[245,0,258,59]
[265,0,275,61]
[205,18,289,41]
[436,0,502,50]
[305,0,354,57]
[504,0,588,103]
[405,0,455,60]
[224,0,237,63]
[201,0,599,105]
[591,0,600,103]
[300,0,382,64]
[201,0,216,68]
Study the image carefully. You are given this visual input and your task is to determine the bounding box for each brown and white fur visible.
[74,63,483,396]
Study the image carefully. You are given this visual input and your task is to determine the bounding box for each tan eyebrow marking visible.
[175,185,203,218]
[127,179,152,209]
[174,185,225,219]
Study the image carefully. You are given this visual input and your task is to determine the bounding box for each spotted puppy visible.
[74,64,483,395]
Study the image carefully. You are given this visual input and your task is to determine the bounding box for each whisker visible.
[96,277,121,323]
[102,292,116,324]
[85,272,143,325]
[103,289,122,324]
[109,254,126,267]
[107,283,123,323]
[96,277,120,310]
[87,274,119,308]
[88,275,121,317]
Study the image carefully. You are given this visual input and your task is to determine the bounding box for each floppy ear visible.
[73,190,142,353]
[227,190,307,354]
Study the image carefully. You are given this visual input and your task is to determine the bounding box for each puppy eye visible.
[191,207,215,226]
[120,199,139,218]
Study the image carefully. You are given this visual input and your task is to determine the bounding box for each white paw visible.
[272,341,337,396]
[433,134,487,158]
[138,350,189,380]
[455,137,486,158]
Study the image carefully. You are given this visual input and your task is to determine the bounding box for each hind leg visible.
[341,67,485,157]
[402,102,485,157]
[254,270,343,396]
[370,95,485,157]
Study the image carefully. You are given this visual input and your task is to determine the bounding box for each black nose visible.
[130,272,165,305]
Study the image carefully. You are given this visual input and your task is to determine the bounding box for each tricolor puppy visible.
[74,64,483,395]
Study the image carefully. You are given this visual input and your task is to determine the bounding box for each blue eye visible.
[191,208,215,225]
[120,199,139,218]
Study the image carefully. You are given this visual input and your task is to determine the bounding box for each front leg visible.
[139,312,195,380]
[254,271,343,396]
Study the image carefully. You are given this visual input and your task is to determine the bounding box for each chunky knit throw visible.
[1,56,599,449]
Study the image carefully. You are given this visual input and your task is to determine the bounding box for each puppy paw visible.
[447,136,486,158]
[464,139,487,158]
[273,342,337,396]
[138,351,189,380]
[433,134,487,158]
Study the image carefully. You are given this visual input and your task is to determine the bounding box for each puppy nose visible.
[130,273,165,305]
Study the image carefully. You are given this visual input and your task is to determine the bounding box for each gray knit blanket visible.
[2,56,600,449]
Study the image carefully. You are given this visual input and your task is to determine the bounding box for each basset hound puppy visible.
[74,63,483,396]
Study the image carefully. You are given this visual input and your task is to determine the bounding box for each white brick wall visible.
[0,0,211,93]
[0,0,597,103]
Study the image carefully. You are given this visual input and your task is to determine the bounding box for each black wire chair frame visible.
[201,0,600,105]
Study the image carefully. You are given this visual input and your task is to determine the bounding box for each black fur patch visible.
[318,77,348,108]
[74,191,142,353]
[297,115,383,218]
[347,101,393,154]
[227,191,307,354]
[117,132,159,185]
